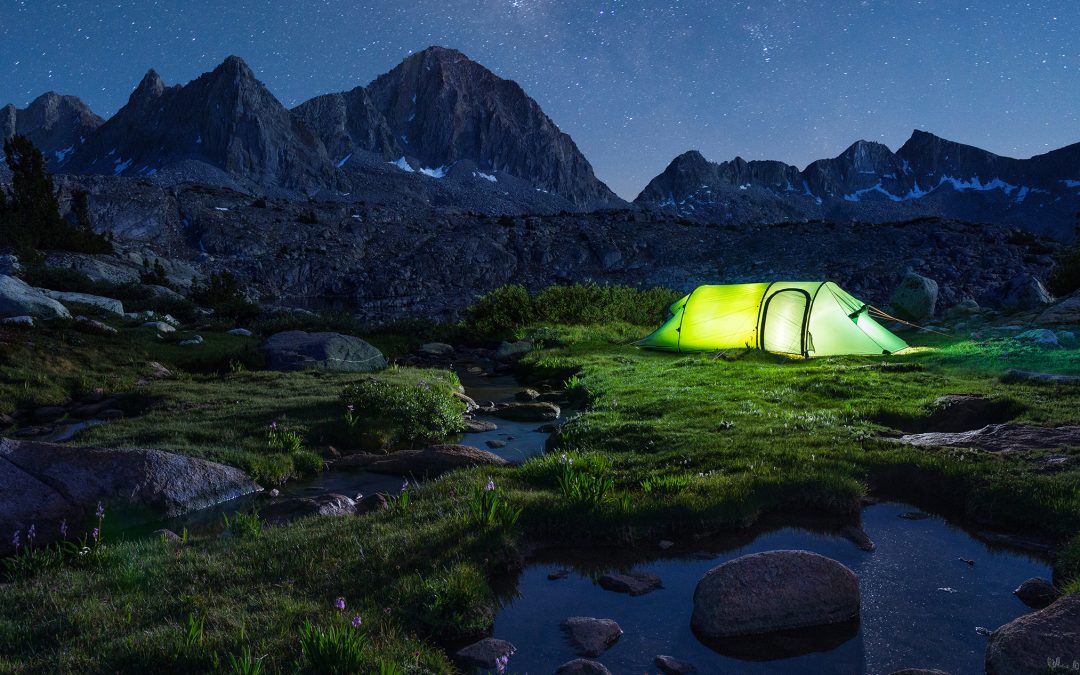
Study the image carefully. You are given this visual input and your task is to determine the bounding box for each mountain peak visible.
[215,55,255,78]
[132,69,166,102]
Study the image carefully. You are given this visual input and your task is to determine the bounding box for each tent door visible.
[760,289,811,355]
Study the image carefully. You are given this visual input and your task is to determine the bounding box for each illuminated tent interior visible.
[638,282,909,357]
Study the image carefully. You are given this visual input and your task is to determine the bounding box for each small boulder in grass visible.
[454,637,515,669]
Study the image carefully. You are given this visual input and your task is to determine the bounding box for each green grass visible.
[1,317,1079,671]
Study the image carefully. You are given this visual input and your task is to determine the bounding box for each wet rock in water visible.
[486,439,507,449]
[899,511,930,520]
[260,493,357,523]
[985,594,1080,675]
[1002,369,1080,385]
[897,424,1080,453]
[889,272,938,322]
[841,525,876,552]
[691,550,860,639]
[560,616,623,657]
[493,401,560,422]
[419,342,454,356]
[554,659,612,675]
[494,340,533,361]
[0,438,258,555]
[655,654,697,674]
[463,418,497,433]
[515,388,540,401]
[1013,577,1060,610]
[548,569,571,580]
[455,637,515,669]
[262,330,387,372]
[335,444,509,477]
[597,571,663,596]
[453,391,479,412]
[355,493,389,515]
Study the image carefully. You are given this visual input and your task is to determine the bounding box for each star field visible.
[0,0,1077,199]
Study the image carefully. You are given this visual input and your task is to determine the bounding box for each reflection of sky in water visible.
[494,502,1050,675]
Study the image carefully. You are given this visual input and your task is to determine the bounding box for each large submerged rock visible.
[0,438,258,554]
[985,594,1080,675]
[691,550,860,639]
[335,444,508,477]
[262,330,387,372]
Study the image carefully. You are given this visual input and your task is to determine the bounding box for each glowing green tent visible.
[639,282,908,357]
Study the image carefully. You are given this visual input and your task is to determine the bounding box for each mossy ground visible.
[1,315,1079,672]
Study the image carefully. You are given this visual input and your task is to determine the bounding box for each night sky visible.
[1,1,1077,199]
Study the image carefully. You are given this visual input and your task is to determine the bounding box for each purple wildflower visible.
[496,654,509,674]
[346,404,354,413]
[11,530,19,549]
[485,477,495,492]
[59,519,68,538]
[334,596,346,611]
[401,480,409,491]
[26,523,35,543]
[269,421,278,430]
[351,615,362,628]
[95,501,105,520]
[91,527,99,542]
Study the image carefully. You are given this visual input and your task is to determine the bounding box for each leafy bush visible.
[298,621,367,674]
[266,421,305,453]
[464,283,680,337]
[340,377,465,448]
[1046,220,1080,297]
[191,271,259,321]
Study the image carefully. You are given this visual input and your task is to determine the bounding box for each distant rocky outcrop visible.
[637,132,1080,241]
[1,92,103,162]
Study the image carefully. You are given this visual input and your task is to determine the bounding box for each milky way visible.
[0,0,1076,199]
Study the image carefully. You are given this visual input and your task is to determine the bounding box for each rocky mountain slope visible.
[637,132,1080,240]
[10,49,620,211]
[1,92,103,162]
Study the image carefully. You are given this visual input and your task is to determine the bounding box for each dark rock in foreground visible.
[1012,577,1061,610]
[454,637,515,669]
[493,402,560,422]
[262,330,387,372]
[0,438,258,554]
[691,550,860,639]
[597,571,663,596]
[554,659,612,675]
[655,654,697,674]
[259,493,357,523]
[560,616,623,657]
[985,594,1080,675]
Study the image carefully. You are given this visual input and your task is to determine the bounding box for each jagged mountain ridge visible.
[1,92,103,162]
[15,49,620,209]
[294,46,620,208]
[636,132,1080,240]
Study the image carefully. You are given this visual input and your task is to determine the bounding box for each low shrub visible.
[393,564,493,641]
[464,282,680,337]
[340,377,465,449]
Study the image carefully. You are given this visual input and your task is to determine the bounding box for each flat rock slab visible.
[0,438,258,554]
[335,444,509,477]
[0,275,70,319]
[561,617,623,657]
[493,401,560,422]
[597,571,663,596]
[897,423,1080,453]
[262,330,387,372]
[1002,369,1080,385]
[455,637,515,669]
[986,594,1080,675]
[555,659,612,675]
[692,550,860,639]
